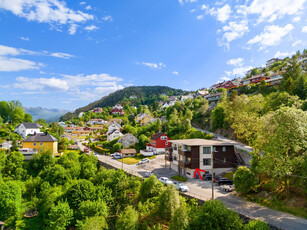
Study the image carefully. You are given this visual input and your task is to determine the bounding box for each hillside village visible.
[0,51,306,229]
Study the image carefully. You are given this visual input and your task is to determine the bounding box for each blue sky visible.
[0,0,306,110]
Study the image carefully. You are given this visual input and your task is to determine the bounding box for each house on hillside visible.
[197,90,209,97]
[129,95,137,99]
[204,92,222,109]
[108,118,122,125]
[120,148,137,158]
[107,122,121,134]
[92,107,103,113]
[118,134,139,148]
[298,53,307,69]
[140,132,171,156]
[107,129,123,141]
[78,112,84,118]
[15,123,42,138]
[58,121,66,127]
[266,58,282,68]
[165,139,244,179]
[181,94,194,102]
[22,133,58,154]
[265,72,283,86]
[0,141,12,150]
[87,119,106,126]
[135,113,153,126]
[71,130,92,137]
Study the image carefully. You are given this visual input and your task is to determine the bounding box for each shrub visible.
[158,185,180,219]
[233,166,256,194]
[189,200,243,230]
[171,175,188,182]
[244,220,270,230]
[116,205,139,230]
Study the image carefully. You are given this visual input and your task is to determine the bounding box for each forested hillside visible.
[61,86,185,121]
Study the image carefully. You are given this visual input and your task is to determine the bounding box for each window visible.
[203,159,211,166]
[223,158,226,163]
[40,143,43,146]
[173,156,177,161]
[203,147,211,154]
[213,146,217,152]
[33,142,36,146]
[165,141,168,145]
[161,136,167,140]
[222,146,226,152]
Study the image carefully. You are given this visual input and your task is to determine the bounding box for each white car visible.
[94,153,99,158]
[137,158,150,165]
[144,171,155,177]
[173,182,189,192]
[159,177,174,186]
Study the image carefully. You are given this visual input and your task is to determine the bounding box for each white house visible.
[107,122,121,134]
[107,129,123,141]
[15,123,42,138]
[58,121,66,127]
[118,134,139,148]
[87,119,106,126]
[78,112,84,118]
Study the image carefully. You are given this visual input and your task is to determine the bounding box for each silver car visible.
[173,181,189,192]
[158,177,174,186]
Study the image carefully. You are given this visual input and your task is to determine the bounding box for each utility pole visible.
[211,149,214,200]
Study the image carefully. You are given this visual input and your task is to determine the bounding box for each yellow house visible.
[22,133,58,154]
[135,113,153,126]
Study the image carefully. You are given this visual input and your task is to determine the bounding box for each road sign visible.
[193,168,206,180]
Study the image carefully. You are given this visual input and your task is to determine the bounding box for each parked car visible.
[94,153,99,158]
[144,171,155,177]
[137,158,150,165]
[110,152,119,157]
[215,177,233,186]
[158,177,174,186]
[84,148,89,153]
[112,153,122,159]
[173,181,189,192]
[220,185,235,192]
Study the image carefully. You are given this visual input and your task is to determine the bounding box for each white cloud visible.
[80,2,86,5]
[274,51,295,58]
[172,71,179,75]
[20,36,30,41]
[292,40,303,46]
[302,26,307,32]
[0,56,39,71]
[102,15,112,21]
[200,4,207,10]
[85,5,92,10]
[137,61,166,69]
[293,16,301,22]
[247,24,294,48]
[220,76,230,81]
[226,66,253,77]
[68,24,78,35]
[196,15,204,20]
[240,0,306,23]
[227,57,244,67]
[221,20,249,45]
[0,0,93,34]
[0,44,20,56]
[215,4,232,23]
[84,25,99,31]
[14,76,69,91]
[50,52,74,59]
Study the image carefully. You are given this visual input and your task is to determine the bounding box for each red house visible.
[92,107,103,113]
[216,80,237,89]
[145,132,171,154]
[111,108,125,116]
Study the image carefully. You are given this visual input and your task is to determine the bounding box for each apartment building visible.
[165,139,243,178]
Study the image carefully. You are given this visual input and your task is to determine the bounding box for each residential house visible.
[108,118,122,125]
[112,104,124,115]
[240,74,269,86]
[15,122,42,138]
[87,119,106,126]
[298,53,307,69]
[118,134,139,148]
[265,72,283,86]
[92,107,103,113]
[107,122,121,134]
[140,132,171,156]
[181,94,194,102]
[204,92,222,109]
[78,112,84,118]
[64,127,83,133]
[135,113,153,126]
[266,58,282,68]
[0,141,12,150]
[197,90,209,97]
[107,129,123,141]
[165,139,244,179]
[58,121,66,127]
[129,95,137,99]
[71,130,92,137]
[120,148,137,158]
[19,148,38,160]
[22,133,58,154]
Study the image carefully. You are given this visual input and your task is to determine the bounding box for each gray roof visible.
[169,139,233,146]
[23,133,57,142]
[17,122,40,129]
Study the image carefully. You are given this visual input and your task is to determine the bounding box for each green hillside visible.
[60,86,186,121]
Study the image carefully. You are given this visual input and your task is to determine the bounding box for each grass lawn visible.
[171,175,188,182]
[117,154,156,165]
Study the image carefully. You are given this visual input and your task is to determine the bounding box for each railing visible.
[178,149,191,157]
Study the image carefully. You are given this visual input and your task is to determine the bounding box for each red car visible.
[84,148,89,153]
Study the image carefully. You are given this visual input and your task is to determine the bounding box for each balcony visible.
[179,160,191,168]
[178,149,191,157]
[165,154,173,162]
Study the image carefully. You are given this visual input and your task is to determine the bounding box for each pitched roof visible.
[17,122,40,129]
[121,149,137,154]
[23,133,57,142]
[151,132,165,140]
